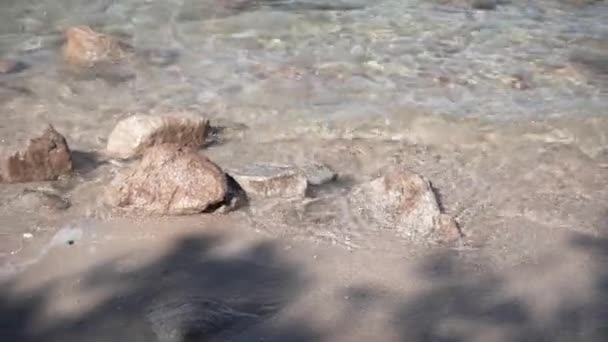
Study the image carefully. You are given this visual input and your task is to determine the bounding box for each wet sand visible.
[1,111,607,341]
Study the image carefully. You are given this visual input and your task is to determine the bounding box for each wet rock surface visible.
[106,113,209,160]
[0,125,73,183]
[230,164,308,200]
[106,144,227,215]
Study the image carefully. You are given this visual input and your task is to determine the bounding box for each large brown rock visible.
[106,113,209,160]
[349,168,460,241]
[62,26,130,67]
[106,144,227,215]
[0,125,73,183]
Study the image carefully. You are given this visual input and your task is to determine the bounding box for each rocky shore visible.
[0,2,607,341]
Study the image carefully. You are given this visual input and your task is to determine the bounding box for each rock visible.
[106,144,227,215]
[106,113,209,160]
[349,168,454,240]
[299,163,337,186]
[62,26,130,67]
[230,164,308,199]
[0,125,73,183]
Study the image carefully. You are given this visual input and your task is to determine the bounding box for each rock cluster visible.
[2,25,464,242]
[0,109,461,243]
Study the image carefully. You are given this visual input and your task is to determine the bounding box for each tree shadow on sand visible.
[340,232,608,342]
[0,229,606,342]
[0,234,315,342]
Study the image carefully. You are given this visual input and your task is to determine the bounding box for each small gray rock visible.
[298,163,337,186]
[230,164,307,199]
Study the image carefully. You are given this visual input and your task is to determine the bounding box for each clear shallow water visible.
[0,0,607,148]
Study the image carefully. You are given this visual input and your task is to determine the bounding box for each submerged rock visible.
[62,26,130,67]
[0,125,73,183]
[230,164,308,199]
[106,113,209,160]
[106,144,227,215]
[349,168,460,241]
